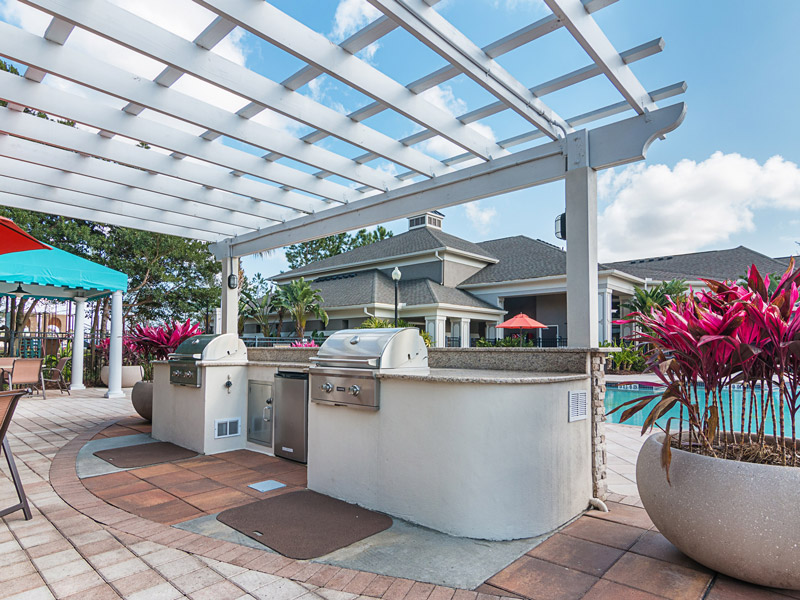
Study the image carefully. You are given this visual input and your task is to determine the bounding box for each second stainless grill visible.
[309,328,428,410]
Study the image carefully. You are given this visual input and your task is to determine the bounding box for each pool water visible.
[604,385,797,436]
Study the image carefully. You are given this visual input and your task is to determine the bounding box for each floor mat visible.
[216,489,392,559]
[93,441,197,468]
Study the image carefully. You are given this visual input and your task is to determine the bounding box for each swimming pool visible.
[604,384,796,436]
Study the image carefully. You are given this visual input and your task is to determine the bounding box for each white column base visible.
[70,383,86,391]
[104,389,126,399]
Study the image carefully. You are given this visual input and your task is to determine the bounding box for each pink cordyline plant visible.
[290,339,318,347]
[611,260,800,476]
[128,319,203,361]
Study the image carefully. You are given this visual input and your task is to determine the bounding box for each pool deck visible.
[1,387,798,599]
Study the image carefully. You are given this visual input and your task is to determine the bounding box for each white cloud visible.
[598,152,800,261]
[331,0,381,41]
[464,201,497,234]
[417,85,496,160]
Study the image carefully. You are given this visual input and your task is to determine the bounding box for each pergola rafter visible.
[0,0,687,359]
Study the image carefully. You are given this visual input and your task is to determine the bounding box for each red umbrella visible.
[497,313,547,346]
[0,217,50,255]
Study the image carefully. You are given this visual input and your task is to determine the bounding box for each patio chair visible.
[0,390,32,520]
[42,357,71,396]
[1,358,45,399]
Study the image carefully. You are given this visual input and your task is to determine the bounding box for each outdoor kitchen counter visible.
[376,368,588,384]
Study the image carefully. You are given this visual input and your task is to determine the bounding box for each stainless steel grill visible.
[168,333,246,387]
[309,328,428,410]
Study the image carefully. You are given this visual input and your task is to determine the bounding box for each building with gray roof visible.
[251,212,790,347]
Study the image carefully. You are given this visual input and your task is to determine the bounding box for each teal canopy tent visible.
[0,247,127,299]
[1,244,128,396]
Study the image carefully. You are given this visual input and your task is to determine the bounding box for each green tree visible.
[281,278,328,338]
[284,226,392,269]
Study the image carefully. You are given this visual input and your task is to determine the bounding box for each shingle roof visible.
[458,236,568,285]
[310,269,499,311]
[273,226,496,280]
[605,246,790,282]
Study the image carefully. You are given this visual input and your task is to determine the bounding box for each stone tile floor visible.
[1,388,798,599]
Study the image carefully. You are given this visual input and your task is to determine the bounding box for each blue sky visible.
[1,0,799,278]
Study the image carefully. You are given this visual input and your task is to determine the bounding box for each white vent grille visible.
[568,391,588,422]
[214,418,241,438]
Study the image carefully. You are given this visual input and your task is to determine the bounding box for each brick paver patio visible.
[1,389,798,599]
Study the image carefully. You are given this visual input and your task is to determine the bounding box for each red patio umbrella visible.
[0,217,50,255]
[497,313,547,346]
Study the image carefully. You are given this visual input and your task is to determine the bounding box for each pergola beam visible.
[193,0,505,160]
[0,108,329,215]
[215,103,685,257]
[0,191,222,241]
[0,67,363,201]
[0,156,261,232]
[543,0,656,114]
[367,0,569,140]
[20,0,453,178]
[0,23,389,194]
[0,175,247,237]
[0,134,290,223]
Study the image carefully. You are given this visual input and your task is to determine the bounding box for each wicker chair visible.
[42,357,71,396]
[1,358,45,399]
[0,390,32,519]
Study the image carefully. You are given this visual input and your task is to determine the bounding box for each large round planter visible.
[131,381,153,422]
[100,365,143,388]
[637,432,800,589]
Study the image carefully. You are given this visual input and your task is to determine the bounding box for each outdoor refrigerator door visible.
[274,372,309,463]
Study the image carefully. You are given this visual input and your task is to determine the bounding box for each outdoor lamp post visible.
[392,267,401,327]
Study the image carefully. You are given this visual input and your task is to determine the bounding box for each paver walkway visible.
[1,389,798,599]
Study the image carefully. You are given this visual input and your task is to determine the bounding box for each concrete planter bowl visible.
[637,432,800,590]
[100,365,143,388]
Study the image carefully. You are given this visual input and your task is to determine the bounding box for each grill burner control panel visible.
[309,372,377,410]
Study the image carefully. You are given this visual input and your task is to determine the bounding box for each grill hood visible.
[312,328,428,370]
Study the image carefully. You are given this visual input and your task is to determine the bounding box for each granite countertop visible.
[247,361,310,371]
[376,369,589,384]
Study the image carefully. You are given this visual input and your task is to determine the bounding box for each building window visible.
[409,216,425,228]
[427,216,442,228]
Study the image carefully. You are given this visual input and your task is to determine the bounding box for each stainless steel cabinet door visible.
[247,381,273,447]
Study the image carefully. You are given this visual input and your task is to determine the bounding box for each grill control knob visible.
[321,382,333,393]
[349,384,361,396]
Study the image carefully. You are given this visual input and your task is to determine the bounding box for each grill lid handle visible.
[349,335,360,345]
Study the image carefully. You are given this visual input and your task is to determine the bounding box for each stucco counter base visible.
[308,371,592,541]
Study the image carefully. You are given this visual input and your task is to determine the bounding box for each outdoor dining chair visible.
[1,358,46,399]
[0,390,32,520]
[42,357,71,396]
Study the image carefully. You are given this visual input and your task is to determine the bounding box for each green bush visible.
[601,340,647,372]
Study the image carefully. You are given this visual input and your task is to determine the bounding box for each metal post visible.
[394,280,398,327]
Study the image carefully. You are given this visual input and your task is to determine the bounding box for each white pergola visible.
[0,0,685,393]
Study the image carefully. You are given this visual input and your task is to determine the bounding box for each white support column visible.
[104,290,124,398]
[221,257,239,335]
[435,316,447,348]
[565,129,598,348]
[70,297,86,391]
[459,318,471,348]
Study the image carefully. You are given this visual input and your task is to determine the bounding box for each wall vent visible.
[215,418,241,438]
[568,391,588,422]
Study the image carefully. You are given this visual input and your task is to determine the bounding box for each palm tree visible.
[282,278,328,339]
[624,279,688,314]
